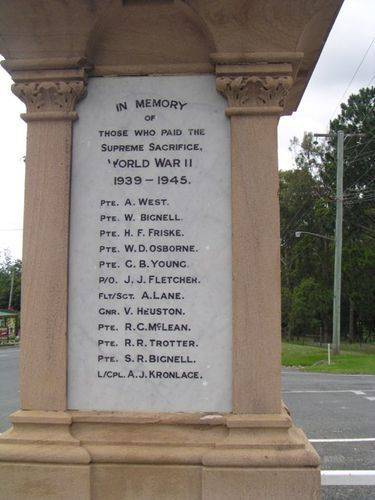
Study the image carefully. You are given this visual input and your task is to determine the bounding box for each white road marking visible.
[366,397,375,401]
[283,371,375,377]
[311,438,375,443]
[321,470,375,486]
[284,389,373,394]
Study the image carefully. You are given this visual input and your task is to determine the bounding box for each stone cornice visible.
[1,57,90,73]
[210,51,303,66]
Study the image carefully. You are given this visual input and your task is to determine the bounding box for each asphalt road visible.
[0,347,19,433]
[0,348,374,499]
[283,368,375,499]
[283,369,375,469]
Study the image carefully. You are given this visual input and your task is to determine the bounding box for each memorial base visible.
[0,408,320,500]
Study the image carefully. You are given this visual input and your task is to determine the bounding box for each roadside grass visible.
[282,342,375,374]
[340,342,375,355]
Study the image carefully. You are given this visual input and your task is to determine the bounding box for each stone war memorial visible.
[0,1,343,499]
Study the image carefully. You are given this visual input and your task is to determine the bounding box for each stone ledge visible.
[0,409,319,469]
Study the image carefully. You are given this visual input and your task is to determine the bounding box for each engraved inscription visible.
[68,75,232,412]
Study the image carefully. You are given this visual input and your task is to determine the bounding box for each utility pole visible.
[8,267,14,309]
[314,131,343,354]
[313,131,365,355]
[332,130,344,355]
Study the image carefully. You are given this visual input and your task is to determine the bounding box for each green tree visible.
[280,86,375,343]
[0,250,22,311]
[280,140,333,341]
[289,277,331,341]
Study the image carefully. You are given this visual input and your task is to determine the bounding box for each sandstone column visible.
[216,64,293,414]
[0,62,322,500]
[11,68,87,411]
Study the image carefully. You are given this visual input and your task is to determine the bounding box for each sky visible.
[0,0,374,261]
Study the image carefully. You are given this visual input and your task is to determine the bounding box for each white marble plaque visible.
[68,75,232,412]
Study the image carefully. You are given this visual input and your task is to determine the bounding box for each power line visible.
[330,37,375,121]
[345,177,375,194]
[345,147,375,169]
[343,188,375,199]
[344,160,375,193]
[281,203,315,241]
[342,132,375,156]
[344,191,375,200]
[344,195,375,205]
[366,73,375,87]
[344,191,375,202]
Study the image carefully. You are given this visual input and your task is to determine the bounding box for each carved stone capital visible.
[12,80,87,121]
[216,75,293,116]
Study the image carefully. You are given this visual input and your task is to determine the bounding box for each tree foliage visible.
[281,86,375,343]
[0,250,22,311]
